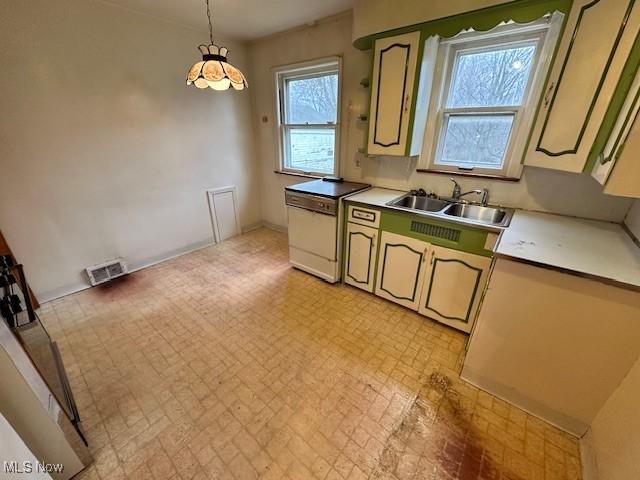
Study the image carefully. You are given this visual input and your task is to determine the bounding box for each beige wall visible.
[587,355,640,480]
[352,0,511,43]
[249,13,633,229]
[462,258,640,436]
[625,200,640,238]
[0,0,260,301]
[248,12,370,229]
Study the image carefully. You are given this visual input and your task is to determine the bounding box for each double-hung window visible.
[422,16,562,178]
[276,58,341,176]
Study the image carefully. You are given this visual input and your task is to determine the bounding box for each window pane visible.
[285,128,335,174]
[286,73,338,124]
[437,114,514,169]
[448,44,536,108]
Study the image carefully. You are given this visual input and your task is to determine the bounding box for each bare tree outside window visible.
[280,70,339,174]
[437,43,537,169]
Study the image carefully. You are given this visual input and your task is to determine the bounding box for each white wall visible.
[586,354,640,480]
[624,200,640,239]
[249,13,633,229]
[0,0,261,301]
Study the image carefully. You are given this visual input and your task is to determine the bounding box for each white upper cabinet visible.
[592,67,640,197]
[375,231,430,310]
[418,246,491,334]
[367,32,421,156]
[524,0,640,172]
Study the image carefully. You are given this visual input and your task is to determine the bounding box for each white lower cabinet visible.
[344,223,378,293]
[418,246,492,333]
[346,226,493,333]
[375,231,430,310]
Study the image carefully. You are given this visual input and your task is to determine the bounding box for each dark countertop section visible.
[285,179,371,199]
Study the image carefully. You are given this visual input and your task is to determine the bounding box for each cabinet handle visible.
[543,82,555,108]
[430,251,435,265]
[371,235,376,249]
[404,94,410,113]
[422,248,428,263]
[599,152,612,165]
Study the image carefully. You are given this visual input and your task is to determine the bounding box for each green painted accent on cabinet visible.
[536,0,638,158]
[404,29,429,156]
[379,242,424,301]
[379,210,493,257]
[346,231,375,285]
[353,0,572,50]
[423,258,483,323]
[585,36,640,172]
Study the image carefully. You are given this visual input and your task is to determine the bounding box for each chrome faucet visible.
[450,178,489,206]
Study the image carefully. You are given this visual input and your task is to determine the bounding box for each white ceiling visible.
[102,0,354,41]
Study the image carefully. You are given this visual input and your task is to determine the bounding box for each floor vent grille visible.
[86,259,128,286]
[410,221,461,242]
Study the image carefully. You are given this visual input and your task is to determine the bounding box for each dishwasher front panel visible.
[287,206,338,261]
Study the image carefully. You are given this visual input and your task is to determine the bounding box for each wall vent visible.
[410,221,461,242]
[85,259,128,286]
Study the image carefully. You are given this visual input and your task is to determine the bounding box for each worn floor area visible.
[41,228,582,480]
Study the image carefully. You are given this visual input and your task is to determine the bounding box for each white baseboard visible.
[241,222,266,233]
[461,365,587,437]
[36,237,215,304]
[36,223,290,305]
[127,237,215,273]
[262,221,288,233]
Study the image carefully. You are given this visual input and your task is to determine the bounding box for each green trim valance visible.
[352,0,572,50]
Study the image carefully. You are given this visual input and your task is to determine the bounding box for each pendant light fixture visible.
[186,0,248,91]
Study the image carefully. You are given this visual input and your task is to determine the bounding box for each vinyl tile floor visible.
[40,228,582,480]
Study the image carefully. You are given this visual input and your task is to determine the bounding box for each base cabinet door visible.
[344,223,378,292]
[375,231,430,310]
[419,246,491,333]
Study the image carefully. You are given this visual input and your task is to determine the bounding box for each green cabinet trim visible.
[353,0,572,50]
[536,0,638,157]
[373,42,412,148]
[346,231,375,285]
[379,243,424,301]
[585,28,640,171]
[379,210,494,257]
[403,30,429,156]
[351,208,378,223]
[423,258,483,324]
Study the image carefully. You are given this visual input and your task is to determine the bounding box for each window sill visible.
[274,170,325,179]
[415,168,520,182]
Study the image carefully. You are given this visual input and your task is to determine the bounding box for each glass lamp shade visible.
[186,44,248,91]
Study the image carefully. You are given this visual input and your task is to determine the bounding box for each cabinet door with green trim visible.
[375,231,430,311]
[368,31,421,156]
[418,246,491,333]
[524,0,640,172]
[345,223,378,293]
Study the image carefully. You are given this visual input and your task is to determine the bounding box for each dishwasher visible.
[285,179,370,283]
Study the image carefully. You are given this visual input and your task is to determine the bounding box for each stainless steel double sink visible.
[386,193,513,228]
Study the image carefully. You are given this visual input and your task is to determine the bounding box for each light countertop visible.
[345,188,640,289]
[496,210,640,289]
[343,187,406,207]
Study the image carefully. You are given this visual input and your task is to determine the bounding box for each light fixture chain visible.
[205,0,214,44]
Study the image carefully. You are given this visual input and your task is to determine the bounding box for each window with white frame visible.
[275,58,341,176]
[422,16,562,178]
